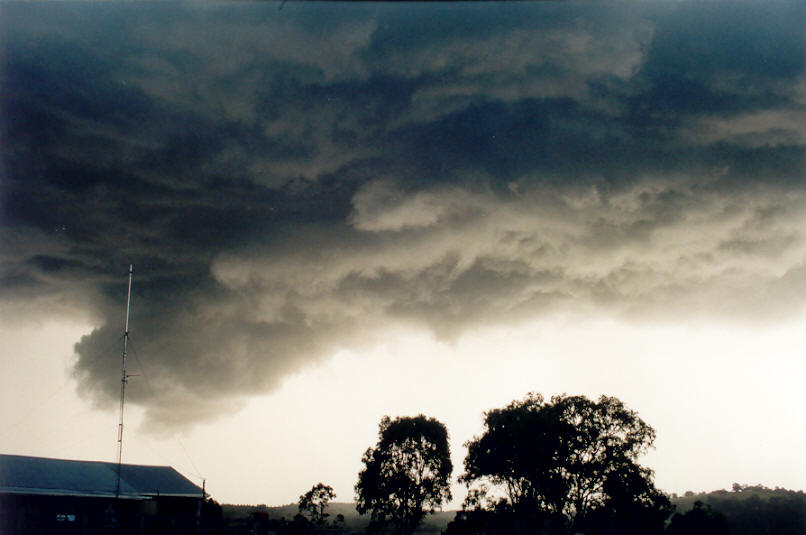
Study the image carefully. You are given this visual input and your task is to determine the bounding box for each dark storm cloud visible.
[2,2,804,430]
[635,3,805,116]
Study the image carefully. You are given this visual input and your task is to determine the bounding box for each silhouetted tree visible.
[455,393,670,534]
[333,513,346,532]
[290,513,313,535]
[355,415,453,535]
[666,501,730,535]
[579,460,672,535]
[298,483,336,527]
[444,491,556,535]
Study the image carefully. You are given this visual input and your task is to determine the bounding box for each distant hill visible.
[221,502,456,534]
[670,485,805,535]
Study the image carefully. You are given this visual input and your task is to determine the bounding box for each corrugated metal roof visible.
[0,454,203,499]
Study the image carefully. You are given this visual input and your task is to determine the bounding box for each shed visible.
[0,454,205,535]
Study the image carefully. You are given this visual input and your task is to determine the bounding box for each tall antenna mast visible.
[115,264,133,499]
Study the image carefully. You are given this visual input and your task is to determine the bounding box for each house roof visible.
[0,454,203,499]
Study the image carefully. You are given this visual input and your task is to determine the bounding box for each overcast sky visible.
[1,1,805,506]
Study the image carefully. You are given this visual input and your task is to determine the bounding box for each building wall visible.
[0,493,202,535]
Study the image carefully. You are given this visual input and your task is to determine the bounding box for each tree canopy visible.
[355,415,453,535]
[298,482,336,527]
[454,393,671,535]
[666,501,730,535]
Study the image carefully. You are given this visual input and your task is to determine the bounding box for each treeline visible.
[209,393,804,535]
[669,485,806,535]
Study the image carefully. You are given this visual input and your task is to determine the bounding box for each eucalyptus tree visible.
[298,482,336,527]
[356,415,453,535]
[457,393,671,534]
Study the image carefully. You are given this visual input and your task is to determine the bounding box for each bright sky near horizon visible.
[2,0,805,507]
[2,316,804,506]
